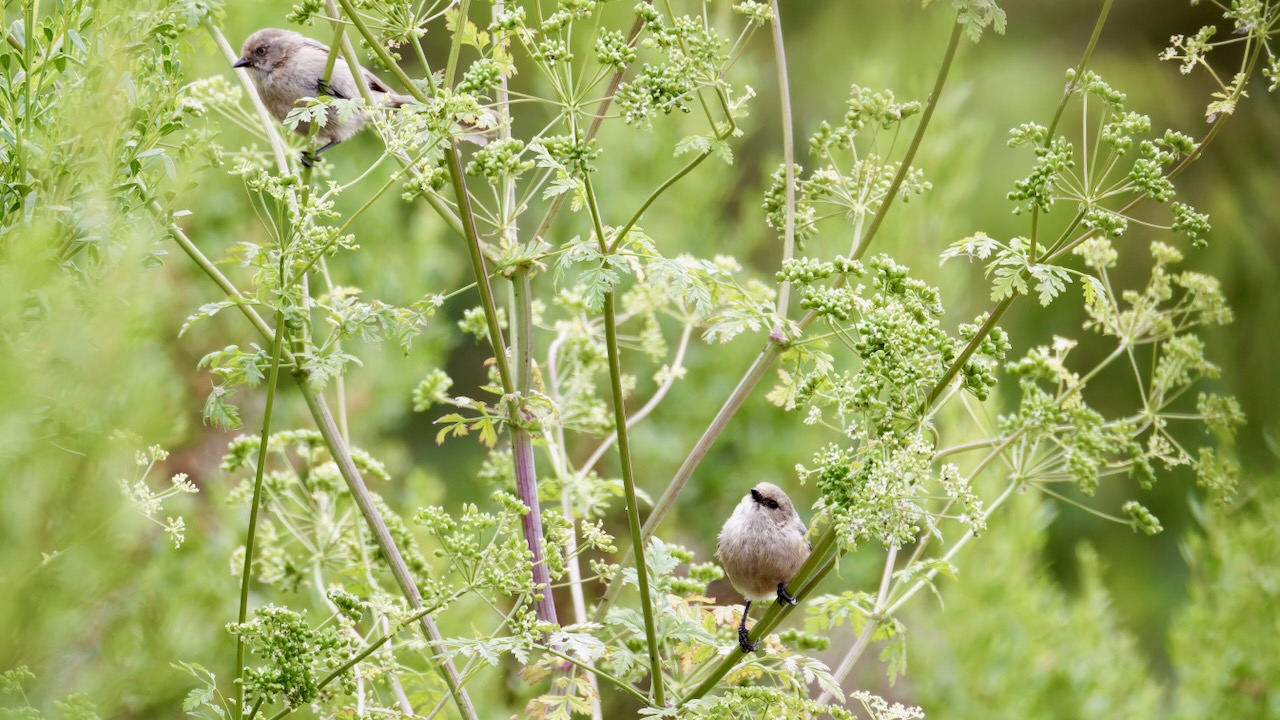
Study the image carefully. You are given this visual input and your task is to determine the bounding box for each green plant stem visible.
[167,219,477,720]
[814,544,898,705]
[607,143,723,254]
[592,341,782,620]
[578,162,664,704]
[445,0,471,87]
[1030,0,1113,262]
[233,309,286,720]
[333,0,561,635]
[167,221,276,342]
[847,18,962,264]
[598,12,968,626]
[263,607,435,720]
[299,385,478,720]
[529,10,647,244]
[602,291,665,708]
[924,294,1013,409]
[512,287,558,625]
[770,0,797,322]
[496,0,559,628]
[541,647,651,706]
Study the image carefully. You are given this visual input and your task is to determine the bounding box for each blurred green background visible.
[2,0,1277,716]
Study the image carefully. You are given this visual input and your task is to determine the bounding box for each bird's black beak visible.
[750,488,763,504]
[233,57,251,69]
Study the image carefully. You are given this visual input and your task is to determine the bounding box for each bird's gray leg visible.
[301,139,340,168]
[777,581,798,606]
[737,600,756,653]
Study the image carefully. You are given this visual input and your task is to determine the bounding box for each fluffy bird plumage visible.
[235,28,411,154]
[717,482,810,652]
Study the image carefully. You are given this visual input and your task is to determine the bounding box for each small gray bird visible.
[716,482,810,653]
[233,28,414,166]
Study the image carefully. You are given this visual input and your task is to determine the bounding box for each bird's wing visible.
[296,39,393,97]
[301,37,331,54]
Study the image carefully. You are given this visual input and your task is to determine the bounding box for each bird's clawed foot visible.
[777,582,798,606]
[737,626,757,654]
[301,150,317,168]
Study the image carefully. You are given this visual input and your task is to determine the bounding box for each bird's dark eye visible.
[256,46,266,55]
[765,499,779,510]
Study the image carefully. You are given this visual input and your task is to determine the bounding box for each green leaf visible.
[1029,263,1072,306]
[179,300,238,337]
[202,386,241,429]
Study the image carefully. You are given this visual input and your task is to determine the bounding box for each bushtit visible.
[232,28,491,166]
[716,482,810,653]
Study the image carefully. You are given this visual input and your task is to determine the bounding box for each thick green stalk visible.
[496,0,559,628]
[167,221,478,720]
[300,386,477,720]
[603,291,665,708]
[576,160,664,704]
[333,0,560,633]
[923,295,1013,409]
[770,0,798,321]
[512,279,558,625]
[233,310,286,720]
[445,0,472,87]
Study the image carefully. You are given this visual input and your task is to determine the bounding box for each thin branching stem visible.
[234,309,286,720]
[1030,0,1114,263]
[262,607,435,720]
[815,543,898,704]
[593,342,782,620]
[846,19,963,264]
[603,292,665,708]
[541,647,651,706]
[579,156,665,705]
[529,9,648,244]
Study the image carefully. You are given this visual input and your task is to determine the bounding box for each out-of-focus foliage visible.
[1170,481,1280,719]
[905,493,1164,719]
